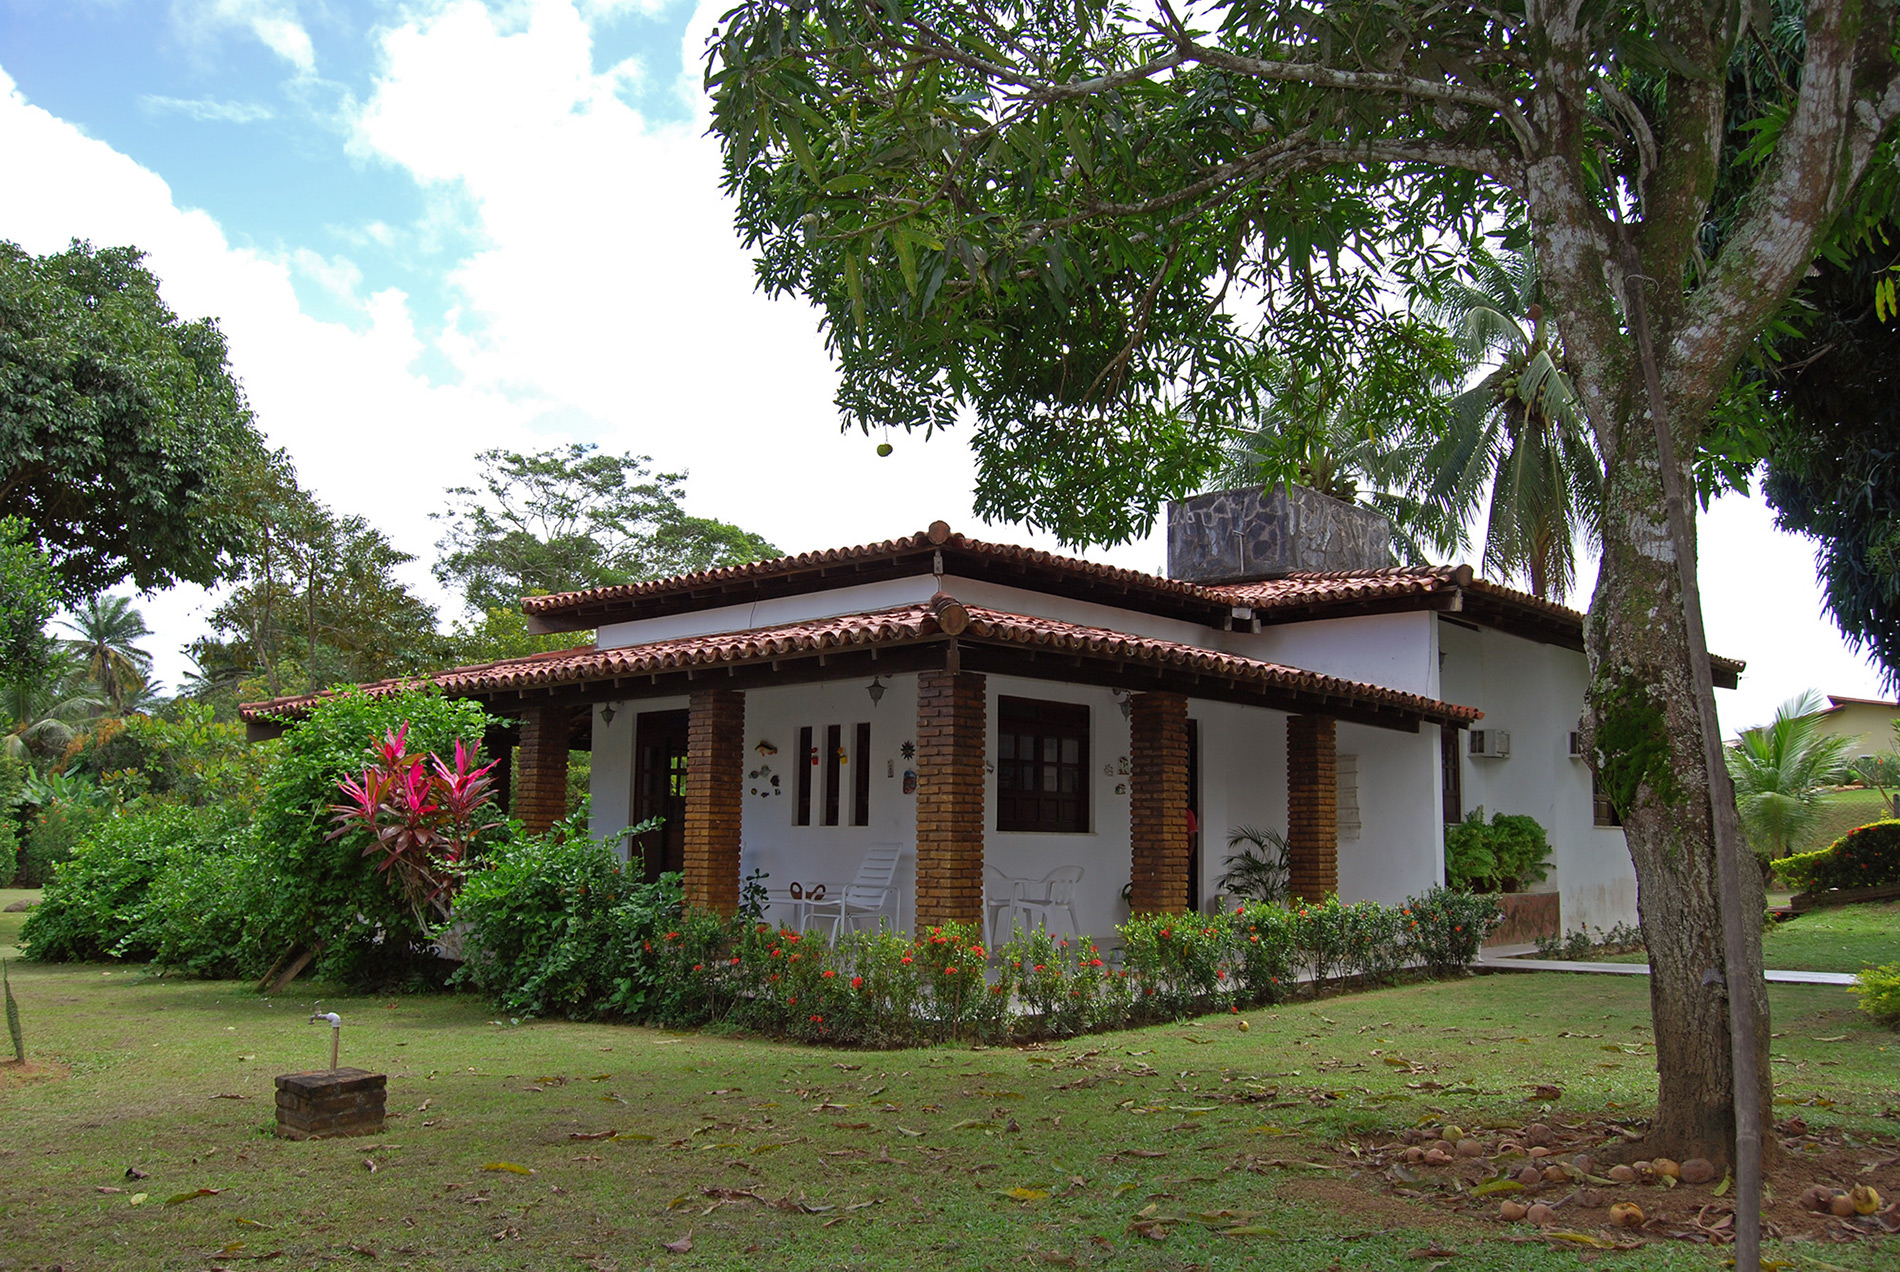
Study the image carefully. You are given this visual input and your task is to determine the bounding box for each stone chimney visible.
[1166,484,1395,584]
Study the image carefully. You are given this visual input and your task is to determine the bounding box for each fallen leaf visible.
[165,1188,224,1205]
[569,1130,618,1141]
[1002,1187,1051,1201]
[209,1093,249,1100]
[129,1193,148,1206]
[362,1158,377,1173]
[482,1162,535,1175]
[125,1167,150,1180]
[1115,1149,1169,1159]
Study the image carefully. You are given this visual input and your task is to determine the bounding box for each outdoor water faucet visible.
[310,1011,342,1071]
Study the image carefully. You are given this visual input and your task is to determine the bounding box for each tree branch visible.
[1666,0,1888,409]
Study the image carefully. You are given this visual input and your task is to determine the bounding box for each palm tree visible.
[1211,329,1468,564]
[1,648,103,760]
[1419,248,1604,600]
[57,595,153,716]
[1726,690,1853,863]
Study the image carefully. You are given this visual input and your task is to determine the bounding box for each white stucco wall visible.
[1334,720,1445,906]
[1436,618,1635,934]
[1239,611,1440,696]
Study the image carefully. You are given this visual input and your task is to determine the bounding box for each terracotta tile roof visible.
[240,595,1481,728]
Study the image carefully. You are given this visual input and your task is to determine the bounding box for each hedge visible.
[1777,820,1900,893]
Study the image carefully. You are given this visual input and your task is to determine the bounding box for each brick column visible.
[514,704,570,834]
[684,689,746,915]
[915,670,985,929]
[1129,692,1190,914]
[1286,714,1339,901]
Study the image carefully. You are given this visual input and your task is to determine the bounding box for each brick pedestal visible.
[915,670,985,929]
[1129,692,1190,914]
[275,1068,386,1140]
[683,689,745,915]
[1286,714,1339,901]
[514,705,569,834]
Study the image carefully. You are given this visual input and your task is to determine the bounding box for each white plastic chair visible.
[803,843,904,937]
[1014,865,1084,939]
[984,865,1025,947]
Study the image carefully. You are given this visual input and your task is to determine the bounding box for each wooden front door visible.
[633,710,690,884]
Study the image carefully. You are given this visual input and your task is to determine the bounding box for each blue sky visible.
[0,0,1890,730]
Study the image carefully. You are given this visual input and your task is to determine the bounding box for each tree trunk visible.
[1584,424,1776,1168]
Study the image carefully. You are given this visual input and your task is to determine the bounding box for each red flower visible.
[944,966,958,975]
[1088,958,1103,967]
[851,976,863,990]
[822,969,837,979]
[692,964,704,972]
[1034,964,1046,973]
[1159,929,1171,938]
[900,956,913,965]
[666,931,681,940]
[729,956,741,965]
[810,1014,823,1023]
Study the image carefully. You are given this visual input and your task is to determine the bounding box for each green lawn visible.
[0,886,38,960]
[1,957,1893,1271]
[1766,900,1900,974]
[1780,788,1891,858]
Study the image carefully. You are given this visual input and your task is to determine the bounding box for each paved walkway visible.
[1478,947,1858,986]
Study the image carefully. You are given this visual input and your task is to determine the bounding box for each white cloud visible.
[172,0,317,72]
[138,94,276,123]
[0,63,533,686]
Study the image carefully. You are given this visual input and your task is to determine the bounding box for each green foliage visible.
[432,444,777,617]
[1443,813,1498,891]
[1207,314,1469,566]
[1777,820,1900,894]
[1218,825,1289,904]
[250,686,496,987]
[0,516,57,683]
[56,594,153,716]
[446,606,592,667]
[1416,247,1602,600]
[1758,237,1900,689]
[452,882,1501,1047]
[0,750,22,884]
[1726,691,1854,859]
[1402,886,1504,978]
[13,798,105,888]
[19,803,240,963]
[450,821,680,1020]
[1121,911,1227,1020]
[1443,809,1552,892]
[0,239,267,598]
[45,707,270,823]
[1852,963,1900,1028]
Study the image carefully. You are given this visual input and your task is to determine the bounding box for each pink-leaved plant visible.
[328,724,503,928]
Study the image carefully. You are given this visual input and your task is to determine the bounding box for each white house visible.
[242,487,1741,946]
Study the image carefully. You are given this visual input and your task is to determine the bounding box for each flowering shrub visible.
[1228,902,1298,1006]
[1777,820,1900,892]
[1004,926,1118,1036]
[1121,912,1229,1020]
[453,874,1505,1044]
[1401,886,1503,976]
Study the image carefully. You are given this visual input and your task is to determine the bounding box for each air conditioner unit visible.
[1469,729,1511,759]
[1567,731,1587,760]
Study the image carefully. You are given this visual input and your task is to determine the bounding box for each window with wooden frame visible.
[996,696,1089,833]
[796,725,814,826]
[1592,769,1623,828]
[823,723,843,825]
[852,721,871,826]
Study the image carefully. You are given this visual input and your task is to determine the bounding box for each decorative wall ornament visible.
[900,741,916,760]
[902,769,917,795]
[755,741,778,756]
